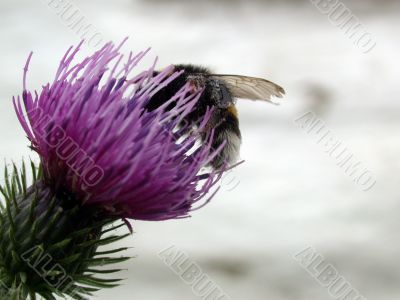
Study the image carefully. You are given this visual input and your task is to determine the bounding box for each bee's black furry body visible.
[147,64,241,169]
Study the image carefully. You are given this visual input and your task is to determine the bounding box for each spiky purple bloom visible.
[13,40,224,221]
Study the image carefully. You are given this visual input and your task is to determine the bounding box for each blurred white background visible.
[0,0,399,299]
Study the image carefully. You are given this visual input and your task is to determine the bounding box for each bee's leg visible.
[205,106,241,169]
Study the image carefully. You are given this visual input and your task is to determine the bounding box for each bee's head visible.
[172,64,235,109]
[205,79,234,109]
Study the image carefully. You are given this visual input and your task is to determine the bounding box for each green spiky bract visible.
[0,161,131,300]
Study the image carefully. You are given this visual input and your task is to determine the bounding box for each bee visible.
[146,64,285,169]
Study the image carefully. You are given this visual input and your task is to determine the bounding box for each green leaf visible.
[78,233,130,248]
[75,276,121,289]
[21,160,27,196]
[100,222,127,235]
[85,268,124,274]
[95,247,130,256]
[12,163,22,196]
[86,256,130,267]
[59,253,82,265]
[48,238,72,251]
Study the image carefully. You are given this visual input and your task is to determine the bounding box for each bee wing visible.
[211,74,285,105]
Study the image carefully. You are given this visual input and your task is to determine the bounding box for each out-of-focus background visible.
[1,0,399,299]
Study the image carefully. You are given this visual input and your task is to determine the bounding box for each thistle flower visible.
[14,39,223,221]
[0,40,227,299]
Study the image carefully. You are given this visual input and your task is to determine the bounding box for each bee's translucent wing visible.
[211,74,285,104]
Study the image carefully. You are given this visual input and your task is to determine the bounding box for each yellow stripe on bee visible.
[227,105,238,119]
[160,66,175,76]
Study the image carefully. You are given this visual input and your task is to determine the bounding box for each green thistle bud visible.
[0,162,130,299]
